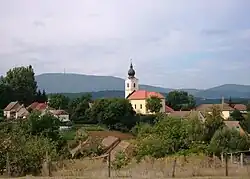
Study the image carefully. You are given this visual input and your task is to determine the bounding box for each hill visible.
[36,73,250,98]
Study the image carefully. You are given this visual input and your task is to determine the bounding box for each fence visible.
[2,152,250,178]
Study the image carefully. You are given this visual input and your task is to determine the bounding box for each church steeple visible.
[128,60,135,78]
[125,60,139,98]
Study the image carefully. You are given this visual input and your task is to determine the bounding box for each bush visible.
[112,151,129,170]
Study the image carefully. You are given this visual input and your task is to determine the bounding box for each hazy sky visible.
[0,0,250,89]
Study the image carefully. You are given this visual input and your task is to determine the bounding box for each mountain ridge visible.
[35,73,250,98]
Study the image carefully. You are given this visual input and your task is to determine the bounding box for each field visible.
[47,155,250,179]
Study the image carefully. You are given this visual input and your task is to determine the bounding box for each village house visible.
[47,109,70,122]
[233,104,247,113]
[195,102,235,120]
[4,101,29,119]
[224,120,247,136]
[125,63,166,114]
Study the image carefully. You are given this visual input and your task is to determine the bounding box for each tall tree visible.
[166,90,195,111]
[41,89,48,103]
[4,65,37,106]
[204,105,225,142]
[146,96,162,113]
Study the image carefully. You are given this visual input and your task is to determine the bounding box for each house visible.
[168,111,206,122]
[195,103,234,120]
[47,109,70,122]
[165,105,174,114]
[233,104,247,113]
[124,62,166,114]
[224,121,247,136]
[3,101,29,119]
[27,102,50,113]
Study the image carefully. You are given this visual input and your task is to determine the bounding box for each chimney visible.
[221,96,224,110]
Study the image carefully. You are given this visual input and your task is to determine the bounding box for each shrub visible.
[112,151,129,170]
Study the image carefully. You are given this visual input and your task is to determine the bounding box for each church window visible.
[134,104,137,109]
[127,83,129,88]
[140,104,142,109]
[134,83,136,88]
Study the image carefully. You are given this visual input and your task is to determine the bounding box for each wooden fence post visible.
[108,152,111,178]
[171,157,177,178]
[225,153,228,176]
[240,153,244,167]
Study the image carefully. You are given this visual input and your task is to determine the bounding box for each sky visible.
[0,0,250,89]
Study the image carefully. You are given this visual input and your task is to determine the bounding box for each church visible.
[125,62,166,114]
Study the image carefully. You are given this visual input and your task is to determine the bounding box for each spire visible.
[128,59,135,77]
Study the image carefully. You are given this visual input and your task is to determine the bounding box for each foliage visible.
[131,122,152,137]
[166,90,195,111]
[112,151,129,170]
[35,89,47,103]
[146,96,162,113]
[240,112,250,133]
[27,112,61,141]
[203,105,224,142]
[69,94,92,123]
[3,65,37,106]
[135,117,190,161]
[209,127,250,154]
[87,98,136,131]
[247,102,250,111]
[230,109,245,121]
[0,83,14,109]
[48,94,70,110]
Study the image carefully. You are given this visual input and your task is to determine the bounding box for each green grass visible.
[60,124,107,141]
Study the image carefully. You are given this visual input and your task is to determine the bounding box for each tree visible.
[68,94,92,123]
[230,109,245,121]
[209,127,250,155]
[146,96,162,113]
[87,98,136,131]
[240,112,250,133]
[48,94,69,110]
[166,90,195,111]
[4,66,37,106]
[204,105,225,142]
[0,83,13,109]
[247,102,250,112]
[41,89,47,102]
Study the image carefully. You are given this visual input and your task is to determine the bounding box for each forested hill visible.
[36,73,250,98]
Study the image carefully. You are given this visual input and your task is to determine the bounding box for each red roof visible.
[165,105,174,113]
[28,102,48,112]
[234,104,247,111]
[127,90,165,100]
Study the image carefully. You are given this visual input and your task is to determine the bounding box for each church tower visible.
[125,62,139,98]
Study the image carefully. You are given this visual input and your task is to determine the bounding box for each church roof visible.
[127,90,165,100]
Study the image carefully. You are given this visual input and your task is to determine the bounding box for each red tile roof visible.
[27,102,48,112]
[165,105,174,113]
[233,104,247,111]
[127,90,165,100]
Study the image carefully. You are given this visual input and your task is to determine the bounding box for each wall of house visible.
[222,111,230,120]
[125,78,139,98]
[57,114,70,122]
[4,111,11,119]
[130,98,166,114]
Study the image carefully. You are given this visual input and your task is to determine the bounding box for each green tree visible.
[230,109,245,121]
[240,112,250,133]
[41,89,47,102]
[135,116,190,160]
[4,65,37,106]
[68,94,92,123]
[166,90,195,111]
[27,112,61,141]
[87,98,136,131]
[209,127,250,154]
[146,96,162,113]
[0,83,13,109]
[48,94,69,110]
[247,102,250,112]
[203,105,225,142]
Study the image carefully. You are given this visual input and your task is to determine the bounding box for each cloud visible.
[0,0,250,89]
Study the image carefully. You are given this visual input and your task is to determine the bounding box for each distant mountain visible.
[36,73,250,98]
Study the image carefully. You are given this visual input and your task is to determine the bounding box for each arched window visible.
[127,83,129,88]
[134,83,136,88]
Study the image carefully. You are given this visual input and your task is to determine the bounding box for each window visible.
[134,104,136,109]
[140,104,142,109]
[134,83,136,88]
[127,83,129,88]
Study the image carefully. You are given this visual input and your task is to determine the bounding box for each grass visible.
[50,155,250,178]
